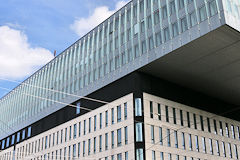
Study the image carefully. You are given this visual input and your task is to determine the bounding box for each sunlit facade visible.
[1,0,240,159]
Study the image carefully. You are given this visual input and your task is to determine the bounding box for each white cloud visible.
[0,26,54,79]
[70,0,129,37]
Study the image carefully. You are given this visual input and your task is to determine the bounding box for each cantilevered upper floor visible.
[0,0,240,139]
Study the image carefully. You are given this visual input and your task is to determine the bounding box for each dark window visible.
[158,104,161,120]
[150,101,153,118]
[200,116,204,131]
[173,108,176,124]
[165,106,169,122]
[180,110,184,126]
[193,114,197,129]
[207,118,211,133]
[187,112,190,128]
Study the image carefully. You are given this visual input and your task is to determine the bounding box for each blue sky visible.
[0,0,128,98]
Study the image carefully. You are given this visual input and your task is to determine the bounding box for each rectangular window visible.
[189,11,197,27]
[124,103,127,120]
[141,40,147,54]
[172,22,179,37]
[136,148,144,160]
[100,113,102,129]
[202,137,206,153]
[111,108,114,124]
[195,135,199,152]
[99,135,102,152]
[237,126,240,140]
[22,130,25,140]
[160,152,164,160]
[117,105,121,122]
[150,101,153,118]
[111,131,114,148]
[231,125,235,139]
[159,127,163,145]
[193,114,197,129]
[207,118,211,132]
[127,29,131,41]
[125,126,128,144]
[69,126,72,140]
[117,153,122,160]
[136,123,143,142]
[222,141,226,157]
[228,143,232,158]
[140,0,144,13]
[182,132,185,149]
[11,135,15,145]
[213,120,217,134]
[134,44,140,58]
[167,129,171,147]
[155,32,162,47]
[154,11,160,25]
[220,121,223,136]
[199,5,207,22]
[78,123,81,138]
[94,137,96,153]
[151,125,155,143]
[128,48,133,62]
[165,106,169,122]
[17,132,20,143]
[200,116,204,131]
[73,144,76,158]
[157,104,161,120]
[152,151,156,160]
[105,133,108,150]
[189,134,192,150]
[140,20,145,33]
[234,144,238,159]
[89,118,91,133]
[76,102,81,114]
[125,152,128,160]
[164,27,170,41]
[73,124,77,139]
[209,0,217,16]
[135,98,142,116]
[148,36,154,50]
[209,139,213,154]
[181,17,188,32]
[121,32,125,45]
[170,1,176,15]
[187,112,190,128]
[216,140,220,155]
[174,131,178,148]
[178,0,184,9]
[83,120,86,135]
[45,136,48,149]
[147,15,152,29]
[64,147,67,160]
[27,127,31,137]
[6,137,9,147]
[105,111,108,127]
[117,129,122,146]
[180,110,184,126]
[94,115,97,131]
[226,123,229,137]
[83,141,86,156]
[162,5,168,19]
[134,24,139,36]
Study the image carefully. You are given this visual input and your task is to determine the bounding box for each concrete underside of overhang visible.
[139,24,240,106]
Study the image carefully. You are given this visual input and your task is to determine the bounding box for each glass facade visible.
[1,0,238,142]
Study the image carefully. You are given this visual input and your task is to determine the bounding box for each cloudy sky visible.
[0,0,129,98]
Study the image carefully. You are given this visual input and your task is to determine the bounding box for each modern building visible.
[1,0,240,159]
